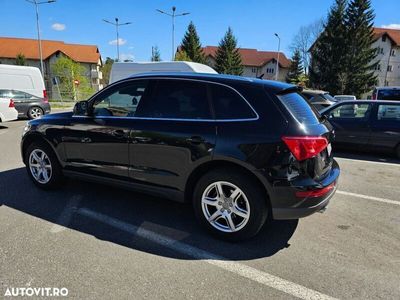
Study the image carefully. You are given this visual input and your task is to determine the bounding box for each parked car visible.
[110,61,218,83]
[0,89,50,119]
[21,73,340,241]
[302,89,337,111]
[372,86,400,100]
[334,95,356,101]
[0,98,18,123]
[0,64,47,99]
[321,100,400,158]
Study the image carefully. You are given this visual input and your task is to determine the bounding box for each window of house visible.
[266,68,274,74]
[379,47,384,54]
[375,64,381,71]
[210,84,256,120]
[387,65,393,72]
[251,67,257,73]
[391,49,396,56]
[135,79,211,120]
[382,35,386,42]
[93,80,149,117]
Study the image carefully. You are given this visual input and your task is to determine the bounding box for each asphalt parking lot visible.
[0,117,399,299]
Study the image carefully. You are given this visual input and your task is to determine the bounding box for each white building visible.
[0,37,103,98]
[372,27,400,87]
[202,46,290,81]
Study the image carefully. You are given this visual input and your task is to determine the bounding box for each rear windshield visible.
[277,92,320,125]
[378,89,400,100]
[322,93,337,102]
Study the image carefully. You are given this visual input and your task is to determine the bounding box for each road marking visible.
[78,207,337,300]
[50,195,81,233]
[337,190,399,206]
[335,157,400,167]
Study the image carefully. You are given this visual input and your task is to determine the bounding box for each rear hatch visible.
[273,89,335,182]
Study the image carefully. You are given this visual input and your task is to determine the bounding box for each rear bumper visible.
[270,159,340,220]
[0,108,18,122]
[272,185,336,219]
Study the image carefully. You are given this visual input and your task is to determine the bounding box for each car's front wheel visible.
[28,107,44,119]
[25,141,63,189]
[193,169,268,241]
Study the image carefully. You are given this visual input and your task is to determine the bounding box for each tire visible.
[25,141,63,189]
[28,106,44,119]
[193,168,268,241]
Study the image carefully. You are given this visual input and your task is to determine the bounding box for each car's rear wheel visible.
[193,169,268,241]
[25,141,63,189]
[28,107,44,119]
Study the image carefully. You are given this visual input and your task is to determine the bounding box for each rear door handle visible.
[186,136,205,144]
[133,136,152,143]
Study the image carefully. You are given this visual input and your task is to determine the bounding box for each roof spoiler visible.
[276,85,303,95]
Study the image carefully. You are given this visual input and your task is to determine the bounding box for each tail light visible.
[282,136,328,161]
[296,182,335,198]
[9,99,15,108]
[43,90,48,103]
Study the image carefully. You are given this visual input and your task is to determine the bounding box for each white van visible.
[109,61,217,84]
[0,65,46,99]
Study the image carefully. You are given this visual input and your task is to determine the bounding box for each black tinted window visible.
[278,92,320,125]
[377,89,400,100]
[210,84,256,119]
[136,80,211,119]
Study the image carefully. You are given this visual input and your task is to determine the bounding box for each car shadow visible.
[0,125,8,129]
[0,167,298,261]
[335,150,399,164]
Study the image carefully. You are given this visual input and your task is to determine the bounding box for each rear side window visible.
[136,79,211,119]
[210,84,256,120]
[278,92,320,125]
[377,104,400,120]
[330,104,371,119]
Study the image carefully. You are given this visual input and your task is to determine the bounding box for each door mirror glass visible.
[73,100,90,116]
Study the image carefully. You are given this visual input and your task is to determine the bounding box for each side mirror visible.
[73,100,91,116]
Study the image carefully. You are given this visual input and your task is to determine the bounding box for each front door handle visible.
[133,136,152,143]
[112,129,126,138]
[81,137,92,143]
[186,136,205,144]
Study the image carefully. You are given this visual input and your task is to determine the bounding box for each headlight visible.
[22,124,31,136]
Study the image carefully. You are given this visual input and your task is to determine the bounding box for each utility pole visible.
[103,18,132,62]
[156,6,190,60]
[26,0,56,79]
[274,33,281,81]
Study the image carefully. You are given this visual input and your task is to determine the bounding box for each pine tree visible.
[151,46,161,62]
[181,22,205,63]
[174,49,192,62]
[343,0,377,97]
[15,53,26,66]
[215,27,243,75]
[286,49,304,84]
[309,0,347,94]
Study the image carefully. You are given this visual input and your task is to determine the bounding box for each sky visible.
[1,0,399,62]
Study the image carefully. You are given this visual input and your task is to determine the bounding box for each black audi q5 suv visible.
[21,73,340,241]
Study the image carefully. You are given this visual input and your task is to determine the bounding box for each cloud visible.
[51,23,66,31]
[381,24,400,30]
[109,38,127,46]
[119,53,134,61]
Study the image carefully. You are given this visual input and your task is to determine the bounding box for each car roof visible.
[125,72,295,93]
[374,86,400,90]
[302,89,329,95]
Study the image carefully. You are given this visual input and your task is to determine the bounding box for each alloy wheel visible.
[29,149,52,184]
[201,181,250,233]
[30,107,43,119]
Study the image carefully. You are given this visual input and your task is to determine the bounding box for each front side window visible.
[330,104,371,119]
[93,80,148,117]
[210,84,256,120]
[377,104,400,121]
[136,79,211,119]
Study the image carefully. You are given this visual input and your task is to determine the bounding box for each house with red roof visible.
[0,37,103,97]
[202,46,291,81]
[372,27,400,87]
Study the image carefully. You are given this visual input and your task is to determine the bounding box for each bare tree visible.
[289,18,324,74]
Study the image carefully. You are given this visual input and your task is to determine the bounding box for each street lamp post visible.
[26,0,56,79]
[156,6,190,60]
[274,33,281,81]
[103,18,132,62]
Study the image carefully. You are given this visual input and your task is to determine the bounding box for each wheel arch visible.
[22,133,62,165]
[184,159,272,207]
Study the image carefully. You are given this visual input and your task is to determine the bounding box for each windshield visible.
[377,89,400,100]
